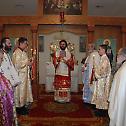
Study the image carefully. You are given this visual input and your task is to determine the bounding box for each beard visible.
[60,46,66,50]
[5,45,12,52]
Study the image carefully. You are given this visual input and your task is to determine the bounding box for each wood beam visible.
[87,25,95,43]
[121,26,126,47]
[0,16,126,26]
[37,0,43,16]
[0,24,4,39]
[31,24,39,100]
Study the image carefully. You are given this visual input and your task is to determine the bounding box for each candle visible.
[33,49,36,56]
[31,48,33,56]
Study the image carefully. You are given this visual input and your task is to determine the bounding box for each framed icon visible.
[38,36,44,52]
[79,36,87,52]
[43,0,82,15]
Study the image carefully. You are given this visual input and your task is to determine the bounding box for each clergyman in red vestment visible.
[52,40,74,103]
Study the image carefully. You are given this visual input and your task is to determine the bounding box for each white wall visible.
[39,32,86,84]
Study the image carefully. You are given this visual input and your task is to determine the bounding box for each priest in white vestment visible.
[82,43,100,103]
[12,37,33,114]
[0,37,21,87]
[108,48,126,126]
[0,37,21,125]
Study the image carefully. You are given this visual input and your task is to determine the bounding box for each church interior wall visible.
[1,23,124,94]
[94,25,122,51]
[3,24,33,56]
[2,24,123,76]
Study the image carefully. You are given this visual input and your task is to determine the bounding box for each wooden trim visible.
[31,24,39,100]
[82,0,88,16]
[0,16,126,26]
[0,24,4,39]
[37,0,43,16]
[121,26,126,47]
[87,25,95,43]
[87,25,95,32]
[121,26,126,33]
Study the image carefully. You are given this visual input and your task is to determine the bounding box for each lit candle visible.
[31,48,33,56]
[33,49,36,56]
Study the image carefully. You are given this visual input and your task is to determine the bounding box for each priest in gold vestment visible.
[91,44,111,110]
[12,37,33,112]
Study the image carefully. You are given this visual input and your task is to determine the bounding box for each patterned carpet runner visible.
[18,94,109,126]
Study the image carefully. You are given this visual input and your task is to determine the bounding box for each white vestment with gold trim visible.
[0,52,21,87]
[108,61,126,126]
[12,48,33,107]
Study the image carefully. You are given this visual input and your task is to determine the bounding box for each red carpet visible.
[19,94,109,126]
[29,94,93,118]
